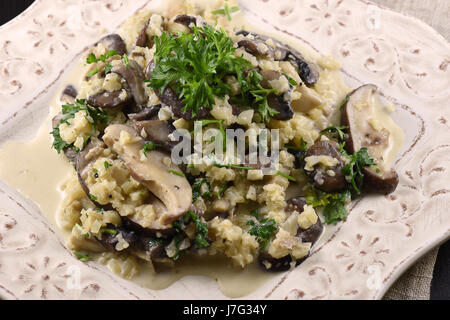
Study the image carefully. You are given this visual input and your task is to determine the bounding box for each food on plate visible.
[50,0,402,279]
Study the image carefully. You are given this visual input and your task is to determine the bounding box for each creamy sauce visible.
[0,3,403,298]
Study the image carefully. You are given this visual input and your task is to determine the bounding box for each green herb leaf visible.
[192,178,211,202]
[168,169,185,177]
[213,162,253,170]
[73,251,91,262]
[187,211,210,248]
[104,161,112,170]
[247,215,278,250]
[90,194,98,201]
[276,170,297,182]
[123,53,129,69]
[321,125,349,142]
[142,141,161,156]
[50,127,70,154]
[104,64,113,74]
[282,72,298,86]
[148,25,276,122]
[341,148,376,195]
[86,68,99,78]
[101,228,118,236]
[86,50,118,64]
[322,190,351,225]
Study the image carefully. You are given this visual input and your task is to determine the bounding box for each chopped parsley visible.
[50,127,70,154]
[123,53,129,69]
[168,169,185,177]
[186,211,210,249]
[247,210,278,250]
[213,162,253,170]
[86,68,99,78]
[306,188,351,225]
[89,194,98,201]
[212,2,240,21]
[217,182,229,199]
[320,125,349,142]
[148,25,278,122]
[104,161,112,170]
[142,141,161,156]
[276,170,297,182]
[86,50,118,64]
[73,251,91,262]
[101,228,118,236]
[282,72,298,86]
[341,147,376,195]
[192,178,211,202]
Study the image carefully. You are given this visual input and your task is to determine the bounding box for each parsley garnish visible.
[142,141,161,156]
[306,188,351,225]
[148,25,278,122]
[212,3,240,21]
[86,50,118,64]
[168,169,185,177]
[86,68,99,78]
[276,170,297,182]
[341,148,376,195]
[104,64,113,74]
[73,251,91,262]
[247,210,278,250]
[187,211,210,248]
[123,53,129,69]
[321,125,349,142]
[50,127,70,154]
[60,99,109,132]
[192,178,211,202]
[104,161,112,170]
[89,194,98,201]
[101,228,118,236]
[281,72,298,86]
[213,162,253,170]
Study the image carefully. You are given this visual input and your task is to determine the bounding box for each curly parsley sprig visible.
[147,25,278,122]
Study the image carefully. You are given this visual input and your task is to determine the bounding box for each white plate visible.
[0,0,449,300]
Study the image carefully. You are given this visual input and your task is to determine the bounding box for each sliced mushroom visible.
[259,206,323,272]
[238,38,274,59]
[236,30,319,85]
[103,124,192,225]
[132,119,176,153]
[174,14,198,29]
[61,85,78,104]
[88,90,131,109]
[51,113,79,163]
[136,19,150,47]
[128,104,162,121]
[342,84,399,194]
[112,59,147,107]
[291,85,323,113]
[145,60,210,120]
[259,69,294,121]
[304,140,347,192]
[96,34,127,56]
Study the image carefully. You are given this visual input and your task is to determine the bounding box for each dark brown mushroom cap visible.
[136,19,150,47]
[51,113,78,163]
[132,119,177,153]
[96,225,139,252]
[75,138,115,211]
[238,38,274,59]
[174,14,198,29]
[236,30,319,86]
[61,85,78,103]
[304,140,347,192]
[88,90,131,109]
[97,34,127,56]
[112,59,147,107]
[259,202,323,272]
[128,104,162,121]
[341,84,399,195]
[259,69,294,121]
[122,216,176,238]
